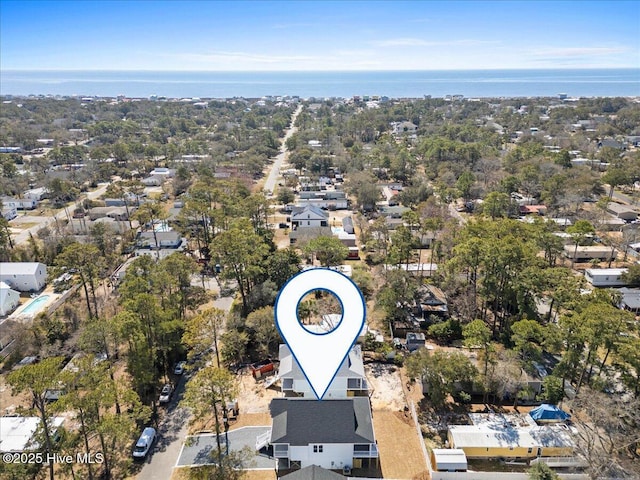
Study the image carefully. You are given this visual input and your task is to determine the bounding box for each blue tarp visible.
[529,403,571,421]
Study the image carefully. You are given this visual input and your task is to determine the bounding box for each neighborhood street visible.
[136,292,235,480]
[10,182,111,245]
[262,104,302,195]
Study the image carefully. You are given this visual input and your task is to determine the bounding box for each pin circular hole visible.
[296,288,344,335]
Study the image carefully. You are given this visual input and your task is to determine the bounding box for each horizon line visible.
[2,67,639,73]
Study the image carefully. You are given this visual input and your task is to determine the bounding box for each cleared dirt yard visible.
[373,410,429,480]
[366,363,407,411]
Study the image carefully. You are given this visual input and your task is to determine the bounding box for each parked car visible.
[158,384,174,404]
[173,361,186,375]
[132,427,156,459]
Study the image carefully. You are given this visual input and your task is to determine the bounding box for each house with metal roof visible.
[618,287,640,313]
[448,413,575,460]
[269,397,378,471]
[0,416,65,453]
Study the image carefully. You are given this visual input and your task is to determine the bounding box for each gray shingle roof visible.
[281,465,346,479]
[269,398,375,445]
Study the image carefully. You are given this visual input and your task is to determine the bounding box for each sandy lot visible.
[366,363,407,411]
[373,410,429,480]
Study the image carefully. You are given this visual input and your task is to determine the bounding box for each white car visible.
[173,361,186,375]
[158,384,173,404]
[132,427,156,459]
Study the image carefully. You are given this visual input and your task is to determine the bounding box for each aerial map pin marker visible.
[274,268,366,400]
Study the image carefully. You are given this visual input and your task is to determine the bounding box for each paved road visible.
[10,182,110,245]
[136,291,235,480]
[262,104,303,195]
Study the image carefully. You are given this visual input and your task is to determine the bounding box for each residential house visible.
[297,191,348,210]
[23,187,48,201]
[342,216,354,235]
[88,206,132,221]
[448,413,575,460]
[289,228,333,245]
[378,205,410,218]
[519,204,547,215]
[0,282,20,316]
[0,262,47,292]
[412,284,448,320]
[1,196,38,210]
[280,465,346,479]
[2,205,17,221]
[563,245,616,262]
[0,416,65,452]
[278,343,368,399]
[606,202,638,222]
[390,121,418,136]
[269,397,378,471]
[134,231,186,258]
[291,206,329,229]
[584,268,628,287]
[617,288,640,313]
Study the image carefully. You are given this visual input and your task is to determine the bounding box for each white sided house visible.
[291,205,329,229]
[584,268,628,288]
[0,262,47,292]
[0,281,20,316]
[278,344,368,399]
[269,397,378,471]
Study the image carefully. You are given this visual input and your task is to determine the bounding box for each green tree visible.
[463,319,495,401]
[210,218,270,314]
[183,308,226,367]
[621,264,640,287]
[511,319,546,364]
[246,306,279,357]
[482,191,511,219]
[277,187,295,205]
[6,357,64,480]
[183,366,238,465]
[304,236,348,267]
[528,462,560,480]
[541,375,565,405]
[566,219,595,268]
[56,243,104,318]
[406,349,477,408]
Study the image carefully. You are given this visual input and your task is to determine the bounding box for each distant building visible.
[0,416,65,453]
[0,282,20,316]
[606,202,637,222]
[563,245,616,262]
[291,205,329,229]
[618,288,640,313]
[0,262,47,292]
[584,268,628,287]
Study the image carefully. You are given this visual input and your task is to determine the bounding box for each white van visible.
[132,427,156,459]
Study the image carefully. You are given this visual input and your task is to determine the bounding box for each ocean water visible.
[1,69,638,99]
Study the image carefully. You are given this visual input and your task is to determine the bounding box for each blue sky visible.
[1,1,639,70]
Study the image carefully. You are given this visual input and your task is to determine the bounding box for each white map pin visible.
[274,268,366,400]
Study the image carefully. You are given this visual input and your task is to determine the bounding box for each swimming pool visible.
[21,295,50,315]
